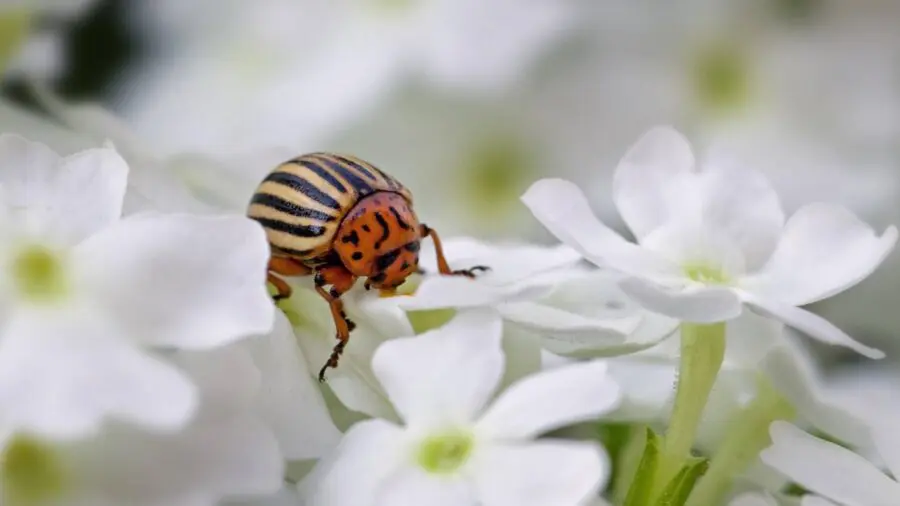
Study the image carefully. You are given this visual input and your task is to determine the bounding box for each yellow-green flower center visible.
[371,0,416,11]
[458,137,535,231]
[691,45,751,115]
[1,435,69,505]
[683,263,730,285]
[0,8,32,74]
[12,245,68,302]
[417,430,474,474]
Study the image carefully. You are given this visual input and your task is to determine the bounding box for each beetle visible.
[248,152,488,382]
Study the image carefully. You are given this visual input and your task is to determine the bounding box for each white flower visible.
[761,420,900,506]
[1,0,100,80]
[394,237,676,357]
[300,310,621,506]
[0,345,283,506]
[279,277,416,420]
[116,0,577,155]
[523,126,897,358]
[0,134,274,437]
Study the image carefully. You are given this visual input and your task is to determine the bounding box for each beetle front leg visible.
[313,263,358,382]
[419,223,490,277]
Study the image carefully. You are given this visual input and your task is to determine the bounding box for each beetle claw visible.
[452,265,490,278]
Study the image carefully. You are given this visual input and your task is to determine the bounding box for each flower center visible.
[416,430,474,474]
[371,0,416,11]
[458,136,536,232]
[690,44,752,115]
[12,245,68,302]
[1,435,69,505]
[0,8,31,74]
[683,263,730,285]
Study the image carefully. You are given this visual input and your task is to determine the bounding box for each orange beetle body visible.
[248,152,486,381]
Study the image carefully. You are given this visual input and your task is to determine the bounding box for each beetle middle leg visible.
[268,256,312,301]
[313,263,359,382]
[419,223,490,277]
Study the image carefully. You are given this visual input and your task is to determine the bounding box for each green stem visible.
[653,322,726,499]
[0,8,31,74]
[686,379,795,506]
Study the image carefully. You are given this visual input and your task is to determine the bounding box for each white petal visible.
[0,134,128,244]
[223,485,301,506]
[472,441,606,506]
[612,125,696,240]
[477,360,620,439]
[521,178,682,280]
[760,342,869,446]
[0,307,196,438]
[75,213,274,349]
[397,275,552,311]
[743,293,884,358]
[416,237,582,287]
[619,277,744,323]
[743,203,898,306]
[499,301,638,337]
[242,312,342,460]
[729,492,778,506]
[372,309,504,428]
[71,411,282,506]
[761,421,900,505]
[302,419,407,506]
[377,467,475,506]
[872,426,900,484]
[801,497,841,506]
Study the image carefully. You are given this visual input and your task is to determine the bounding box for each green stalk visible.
[0,9,31,73]
[653,322,726,499]
[686,380,795,506]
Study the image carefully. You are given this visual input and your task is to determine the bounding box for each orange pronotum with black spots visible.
[247,152,488,381]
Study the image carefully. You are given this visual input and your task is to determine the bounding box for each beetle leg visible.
[313,264,358,382]
[267,256,312,301]
[419,224,491,278]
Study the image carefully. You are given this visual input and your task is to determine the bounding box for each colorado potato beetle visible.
[248,152,488,381]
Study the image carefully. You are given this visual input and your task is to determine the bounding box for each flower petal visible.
[612,125,696,240]
[0,306,196,438]
[476,360,620,439]
[728,492,778,506]
[760,342,869,446]
[761,421,900,505]
[801,497,841,506]
[397,275,552,311]
[301,419,407,506]
[742,293,884,359]
[472,441,607,506]
[871,426,900,485]
[619,277,744,323]
[742,203,898,306]
[0,134,128,245]
[521,178,682,280]
[416,237,583,286]
[242,312,342,460]
[75,213,274,349]
[377,467,475,506]
[371,309,504,428]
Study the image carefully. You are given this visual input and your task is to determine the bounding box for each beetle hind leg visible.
[267,256,312,301]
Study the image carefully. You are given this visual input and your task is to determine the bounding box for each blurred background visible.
[2,0,899,365]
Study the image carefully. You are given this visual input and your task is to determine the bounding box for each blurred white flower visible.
[278,278,415,420]
[0,345,283,506]
[761,420,900,506]
[728,492,781,506]
[301,310,620,506]
[395,237,676,356]
[0,135,274,437]
[116,0,577,155]
[1,0,100,80]
[523,126,896,358]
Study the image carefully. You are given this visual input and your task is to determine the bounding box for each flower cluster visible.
[0,121,893,506]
